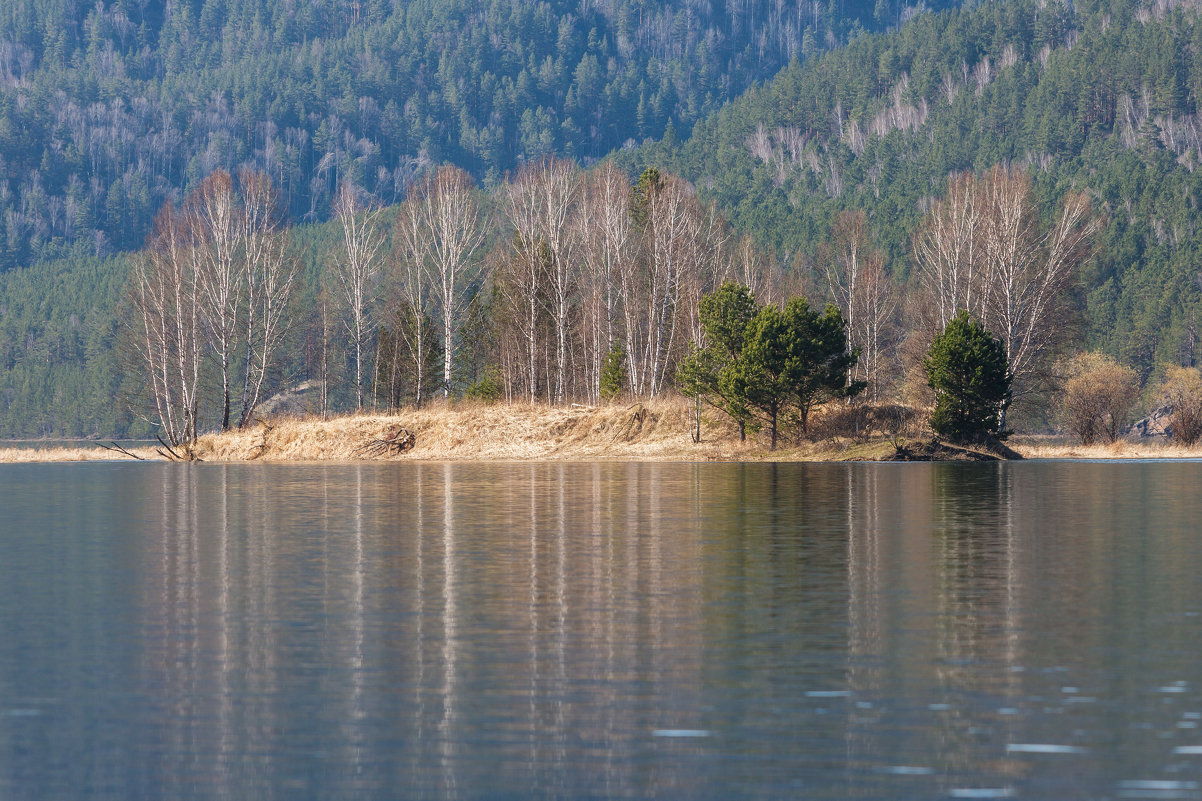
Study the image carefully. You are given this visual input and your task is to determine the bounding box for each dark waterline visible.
[2,461,1201,800]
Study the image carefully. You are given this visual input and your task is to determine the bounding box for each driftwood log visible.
[100,441,146,460]
[355,425,416,458]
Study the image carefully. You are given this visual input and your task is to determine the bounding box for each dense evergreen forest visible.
[0,0,941,268]
[623,0,1202,381]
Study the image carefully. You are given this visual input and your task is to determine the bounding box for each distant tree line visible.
[15,0,1202,446]
[20,145,1202,447]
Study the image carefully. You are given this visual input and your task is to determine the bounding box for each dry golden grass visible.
[11,404,1200,464]
[188,398,919,463]
[191,398,774,462]
[0,445,159,462]
[1013,437,1202,459]
[0,400,869,464]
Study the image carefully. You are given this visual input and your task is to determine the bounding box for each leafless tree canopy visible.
[125,162,783,429]
[333,181,385,410]
[126,169,298,443]
[914,166,1102,417]
[128,204,202,446]
[576,163,634,403]
[236,170,298,429]
[486,165,759,405]
[822,210,896,401]
[389,165,483,407]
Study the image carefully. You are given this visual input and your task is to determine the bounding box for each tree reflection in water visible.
[4,461,1202,799]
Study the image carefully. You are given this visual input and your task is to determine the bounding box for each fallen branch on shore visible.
[99,441,146,460]
[354,425,416,458]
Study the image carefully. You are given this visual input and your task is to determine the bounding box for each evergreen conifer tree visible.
[924,312,1011,443]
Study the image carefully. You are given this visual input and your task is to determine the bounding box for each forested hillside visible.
[624,0,1202,379]
[0,247,133,436]
[0,0,950,270]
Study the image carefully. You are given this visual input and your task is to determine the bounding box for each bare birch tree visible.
[333,181,385,410]
[392,179,435,407]
[422,166,484,399]
[852,253,896,401]
[236,170,297,428]
[504,157,580,402]
[687,201,732,345]
[391,169,456,406]
[913,172,983,333]
[823,210,896,399]
[128,170,296,440]
[977,168,1100,409]
[823,210,867,354]
[540,159,581,403]
[504,164,550,402]
[730,234,773,304]
[128,204,202,445]
[576,163,633,402]
[188,170,241,430]
[643,173,702,397]
[615,169,715,398]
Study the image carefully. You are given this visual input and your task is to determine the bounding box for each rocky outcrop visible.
[1131,405,1174,439]
[254,380,325,419]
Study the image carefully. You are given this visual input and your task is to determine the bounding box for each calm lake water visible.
[2,461,1202,800]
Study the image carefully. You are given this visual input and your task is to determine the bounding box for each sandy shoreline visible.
[3,402,1200,463]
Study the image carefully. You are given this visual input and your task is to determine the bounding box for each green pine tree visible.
[924,312,1012,443]
[600,343,628,401]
